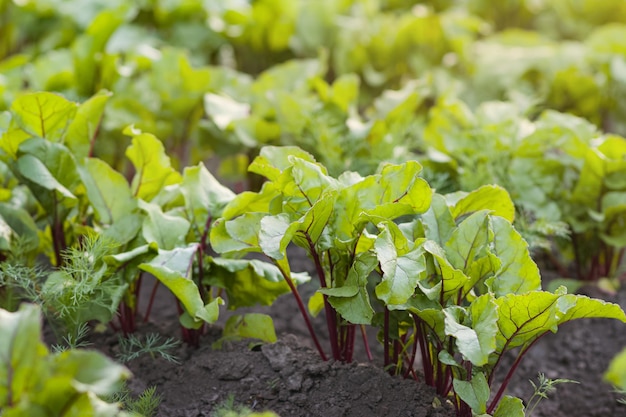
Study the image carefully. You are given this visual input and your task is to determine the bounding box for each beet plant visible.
[0,304,133,416]
[211,145,626,416]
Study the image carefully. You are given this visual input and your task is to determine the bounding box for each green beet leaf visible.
[213,313,277,349]
[79,158,137,225]
[374,222,426,306]
[125,126,182,202]
[138,200,190,250]
[422,193,456,247]
[606,347,626,390]
[320,251,377,324]
[10,92,77,143]
[65,90,112,159]
[444,210,490,273]
[208,258,309,309]
[451,185,516,223]
[180,162,235,234]
[139,245,223,327]
[493,395,525,417]
[444,295,498,366]
[453,372,490,415]
[0,303,48,408]
[487,216,541,296]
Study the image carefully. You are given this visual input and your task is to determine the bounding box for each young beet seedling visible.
[211,146,626,416]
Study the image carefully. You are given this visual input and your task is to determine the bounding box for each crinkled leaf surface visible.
[375,223,426,305]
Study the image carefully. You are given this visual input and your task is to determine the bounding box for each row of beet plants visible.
[0,90,287,349]
[1,90,626,416]
[210,146,626,417]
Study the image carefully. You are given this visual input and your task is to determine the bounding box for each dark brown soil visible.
[78,250,626,417]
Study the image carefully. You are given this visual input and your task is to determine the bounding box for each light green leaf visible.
[495,292,561,351]
[452,185,515,223]
[489,216,541,296]
[139,246,222,326]
[445,210,490,272]
[493,395,525,417]
[180,163,235,230]
[10,92,77,142]
[606,347,626,390]
[453,373,489,414]
[259,214,293,260]
[0,304,48,408]
[423,240,470,303]
[208,258,307,309]
[65,90,112,159]
[125,127,182,201]
[204,93,250,130]
[16,154,76,200]
[51,350,130,396]
[366,161,432,218]
[556,293,626,325]
[321,251,377,324]
[79,158,136,224]
[422,194,456,247]
[443,295,498,367]
[214,314,276,349]
[375,224,426,305]
[249,146,317,181]
[138,200,190,250]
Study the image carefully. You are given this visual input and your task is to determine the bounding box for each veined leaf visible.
[65,90,112,159]
[371,161,432,217]
[180,163,235,231]
[375,223,426,305]
[138,200,190,250]
[451,185,515,223]
[249,146,317,181]
[79,158,136,224]
[0,304,48,408]
[493,395,525,417]
[488,216,541,296]
[320,251,377,324]
[423,240,470,303]
[444,295,498,366]
[495,292,561,351]
[422,194,456,247]
[259,213,293,260]
[10,92,77,143]
[445,210,490,272]
[453,373,490,415]
[125,126,182,201]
